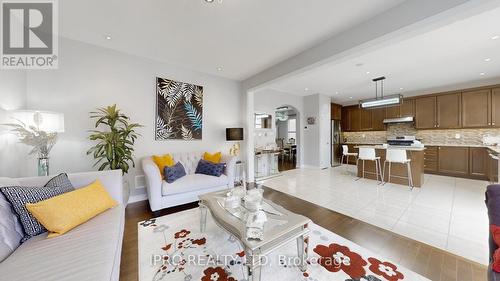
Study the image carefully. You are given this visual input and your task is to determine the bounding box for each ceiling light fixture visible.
[349,97,353,99]
[480,72,486,76]
[304,88,309,91]
[105,35,112,40]
[492,35,499,40]
[400,87,404,90]
[485,58,492,62]
[359,76,402,109]
[216,66,223,71]
[366,71,371,74]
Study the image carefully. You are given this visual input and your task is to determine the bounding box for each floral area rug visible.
[138,208,429,281]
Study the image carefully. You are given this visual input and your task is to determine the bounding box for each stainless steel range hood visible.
[383,116,414,124]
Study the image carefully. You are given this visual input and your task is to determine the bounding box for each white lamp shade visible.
[10,110,65,133]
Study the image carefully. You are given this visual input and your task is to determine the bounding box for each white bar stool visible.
[383,149,414,189]
[341,145,358,169]
[356,147,383,184]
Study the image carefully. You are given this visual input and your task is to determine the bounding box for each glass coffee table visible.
[198,190,311,281]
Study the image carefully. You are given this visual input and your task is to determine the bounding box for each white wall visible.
[0,71,29,177]
[12,38,244,200]
[253,89,304,167]
[303,93,331,168]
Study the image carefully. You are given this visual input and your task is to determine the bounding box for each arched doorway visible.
[275,105,300,172]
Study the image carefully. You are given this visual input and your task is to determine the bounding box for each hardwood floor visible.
[120,187,487,281]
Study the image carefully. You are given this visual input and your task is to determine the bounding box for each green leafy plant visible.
[87,105,142,174]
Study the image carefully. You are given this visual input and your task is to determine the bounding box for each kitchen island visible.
[354,145,425,187]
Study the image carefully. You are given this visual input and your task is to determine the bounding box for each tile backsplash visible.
[343,123,500,145]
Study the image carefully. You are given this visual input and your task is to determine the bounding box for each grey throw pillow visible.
[0,173,75,242]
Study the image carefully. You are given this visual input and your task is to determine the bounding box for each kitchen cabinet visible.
[492,88,500,127]
[462,89,491,128]
[437,93,461,128]
[372,108,386,131]
[438,146,469,176]
[360,109,372,131]
[385,105,400,119]
[341,106,351,131]
[424,146,438,173]
[400,98,415,117]
[488,150,499,183]
[331,103,342,120]
[350,106,361,132]
[415,96,437,129]
[469,147,488,179]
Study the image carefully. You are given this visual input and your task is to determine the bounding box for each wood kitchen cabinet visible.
[341,106,351,131]
[415,96,437,129]
[437,93,461,128]
[438,146,469,176]
[360,109,372,131]
[350,106,361,132]
[385,105,400,119]
[400,98,415,117]
[331,103,342,120]
[469,147,488,179]
[462,89,491,128]
[488,149,499,183]
[492,88,500,127]
[424,146,438,173]
[372,107,386,131]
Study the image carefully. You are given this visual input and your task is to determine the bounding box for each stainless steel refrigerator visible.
[331,120,341,167]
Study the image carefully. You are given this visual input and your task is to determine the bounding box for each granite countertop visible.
[354,144,426,151]
[344,142,500,153]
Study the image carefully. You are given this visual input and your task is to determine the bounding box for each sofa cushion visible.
[164,162,187,183]
[26,180,118,238]
[44,173,74,192]
[0,176,75,242]
[0,178,24,262]
[195,159,226,177]
[0,205,125,281]
[161,174,228,196]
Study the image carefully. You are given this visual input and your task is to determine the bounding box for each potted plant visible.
[87,105,142,175]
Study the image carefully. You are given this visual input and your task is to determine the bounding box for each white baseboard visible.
[128,193,148,204]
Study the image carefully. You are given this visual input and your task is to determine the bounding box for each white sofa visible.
[142,152,236,212]
[0,170,125,281]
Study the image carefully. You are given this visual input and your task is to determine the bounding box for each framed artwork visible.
[155,77,203,140]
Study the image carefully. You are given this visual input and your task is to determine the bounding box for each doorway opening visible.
[275,105,299,172]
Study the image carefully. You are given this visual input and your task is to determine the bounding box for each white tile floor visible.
[261,166,489,265]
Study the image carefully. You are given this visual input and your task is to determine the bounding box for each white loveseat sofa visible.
[142,152,236,211]
[0,170,125,281]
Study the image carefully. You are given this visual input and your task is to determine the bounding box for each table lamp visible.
[6,110,65,176]
[226,128,243,156]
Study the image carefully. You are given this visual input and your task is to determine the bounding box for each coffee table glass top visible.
[199,190,311,250]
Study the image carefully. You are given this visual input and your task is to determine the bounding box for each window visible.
[287,118,296,142]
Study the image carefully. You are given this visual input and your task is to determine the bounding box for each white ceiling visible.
[268,5,500,105]
[59,0,405,80]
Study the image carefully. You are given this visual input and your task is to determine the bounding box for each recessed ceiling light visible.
[492,35,499,40]
[335,92,339,95]
[304,88,309,91]
[216,66,223,71]
[485,58,492,62]
[349,97,353,99]
[400,87,404,90]
[105,35,112,40]
[480,72,486,76]
[205,0,215,2]
[366,71,371,74]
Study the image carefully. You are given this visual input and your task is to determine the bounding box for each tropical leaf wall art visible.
[156,77,203,140]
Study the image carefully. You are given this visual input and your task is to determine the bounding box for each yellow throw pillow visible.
[153,154,174,178]
[26,180,118,238]
[203,151,222,163]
